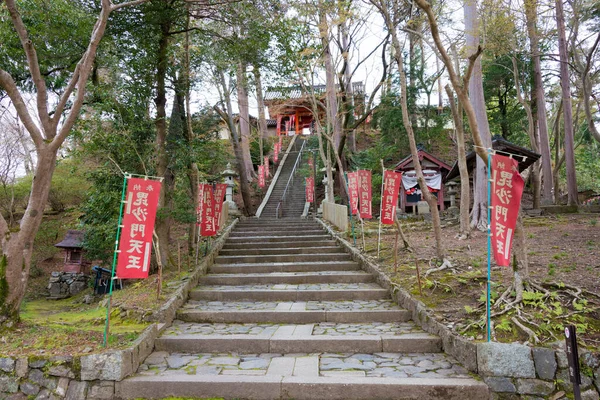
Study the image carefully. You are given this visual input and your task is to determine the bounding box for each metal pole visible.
[103,173,129,347]
[377,161,385,258]
[312,150,317,219]
[487,150,492,342]
[344,172,356,246]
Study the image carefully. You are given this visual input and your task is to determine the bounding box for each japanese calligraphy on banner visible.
[347,172,359,215]
[196,183,205,226]
[213,183,227,232]
[491,154,524,266]
[381,170,402,225]
[278,134,282,147]
[201,184,217,236]
[264,156,270,177]
[306,177,314,202]
[274,143,280,163]
[116,177,162,279]
[258,165,265,188]
[358,170,372,219]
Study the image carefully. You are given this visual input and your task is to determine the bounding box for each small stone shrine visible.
[49,230,90,298]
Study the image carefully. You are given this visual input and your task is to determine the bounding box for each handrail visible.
[276,139,306,218]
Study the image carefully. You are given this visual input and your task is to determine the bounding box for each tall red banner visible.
[196,183,205,226]
[264,156,270,177]
[258,165,265,188]
[201,184,217,236]
[213,183,227,231]
[306,177,314,203]
[116,177,162,279]
[274,143,280,163]
[278,134,282,147]
[381,170,402,225]
[358,170,372,219]
[347,172,359,215]
[491,154,524,266]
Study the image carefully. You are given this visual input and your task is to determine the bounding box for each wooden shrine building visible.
[55,230,89,273]
[264,82,365,136]
[394,148,452,212]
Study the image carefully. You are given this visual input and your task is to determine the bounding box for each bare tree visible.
[0,0,148,323]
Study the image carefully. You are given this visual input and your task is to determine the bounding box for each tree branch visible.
[110,0,149,11]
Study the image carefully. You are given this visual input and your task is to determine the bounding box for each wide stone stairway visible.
[117,218,489,399]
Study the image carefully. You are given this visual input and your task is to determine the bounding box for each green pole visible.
[103,173,129,347]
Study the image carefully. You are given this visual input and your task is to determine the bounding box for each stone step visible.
[216,253,352,264]
[225,234,333,243]
[155,322,441,354]
[236,221,319,228]
[228,230,324,237]
[210,261,361,274]
[221,240,337,250]
[199,271,373,285]
[177,300,410,324]
[189,284,388,302]
[219,246,345,256]
[231,227,323,234]
[118,352,488,400]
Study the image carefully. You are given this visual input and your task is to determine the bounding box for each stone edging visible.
[316,217,600,399]
[0,218,239,399]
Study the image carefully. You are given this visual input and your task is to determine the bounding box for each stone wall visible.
[316,218,600,400]
[0,219,238,400]
[47,272,89,299]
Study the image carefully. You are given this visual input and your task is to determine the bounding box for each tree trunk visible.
[215,70,255,216]
[525,0,554,204]
[254,66,268,165]
[555,0,578,205]
[464,0,492,231]
[154,21,172,268]
[445,85,470,238]
[236,62,254,182]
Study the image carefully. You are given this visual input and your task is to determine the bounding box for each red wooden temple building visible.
[264,83,365,136]
[394,149,452,212]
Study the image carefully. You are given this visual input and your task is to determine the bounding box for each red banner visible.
[116,177,162,279]
[381,170,402,225]
[213,183,227,231]
[491,154,524,266]
[258,165,265,188]
[358,170,372,219]
[279,134,282,147]
[196,183,205,226]
[347,172,359,215]
[306,177,314,203]
[201,184,217,236]
[264,156,270,177]
[274,143,279,163]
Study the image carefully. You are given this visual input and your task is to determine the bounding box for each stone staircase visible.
[117,219,489,399]
[259,139,307,219]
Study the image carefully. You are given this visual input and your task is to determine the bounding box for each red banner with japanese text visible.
[258,165,265,188]
[358,170,372,219]
[274,143,280,163]
[116,177,162,279]
[347,172,359,215]
[381,170,402,225]
[278,134,282,147]
[491,154,524,266]
[306,177,314,202]
[201,184,217,236]
[213,183,227,232]
[196,183,205,226]
[264,156,270,177]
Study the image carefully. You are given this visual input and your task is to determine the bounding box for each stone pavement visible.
[117,218,489,399]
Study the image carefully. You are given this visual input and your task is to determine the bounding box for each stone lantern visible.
[222,163,240,215]
[446,181,458,209]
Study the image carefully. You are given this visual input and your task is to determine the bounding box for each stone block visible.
[15,358,28,379]
[532,347,557,380]
[34,388,59,400]
[442,332,478,372]
[0,358,15,373]
[556,350,569,369]
[582,389,600,400]
[484,376,516,393]
[515,378,555,396]
[56,377,69,397]
[583,352,600,369]
[29,360,46,369]
[5,393,28,400]
[477,342,535,378]
[0,375,19,393]
[65,381,87,400]
[20,381,40,396]
[47,365,75,378]
[87,381,114,399]
[80,350,133,381]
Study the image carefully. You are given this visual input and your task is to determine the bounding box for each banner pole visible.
[377,161,385,258]
[344,172,356,246]
[103,173,129,348]
[487,150,492,342]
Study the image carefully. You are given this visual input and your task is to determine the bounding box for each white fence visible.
[322,201,348,232]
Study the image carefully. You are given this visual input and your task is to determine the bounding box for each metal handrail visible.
[276,139,306,218]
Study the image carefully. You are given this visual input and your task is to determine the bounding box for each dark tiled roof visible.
[266,119,277,127]
[394,149,452,172]
[55,230,84,249]
[264,82,365,101]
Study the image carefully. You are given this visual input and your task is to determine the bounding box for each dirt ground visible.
[354,212,600,348]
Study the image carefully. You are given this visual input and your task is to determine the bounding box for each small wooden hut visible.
[394,148,452,212]
[55,230,88,273]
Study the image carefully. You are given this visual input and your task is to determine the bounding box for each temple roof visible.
[394,148,452,174]
[264,82,365,101]
[55,230,84,249]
